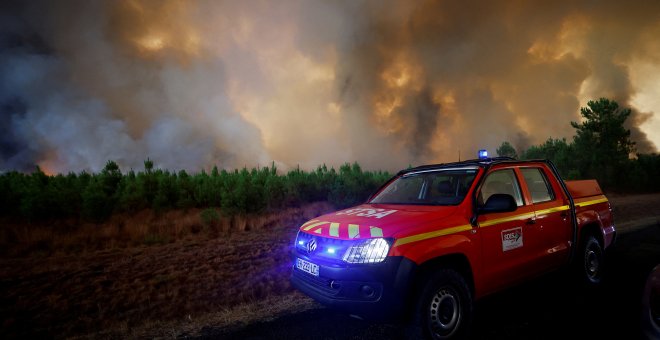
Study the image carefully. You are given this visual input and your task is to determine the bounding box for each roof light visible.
[478,149,488,159]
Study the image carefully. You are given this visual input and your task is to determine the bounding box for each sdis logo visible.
[501,227,523,251]
[503,230,521,241]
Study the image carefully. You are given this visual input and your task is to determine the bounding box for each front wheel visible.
[408,269,473,339]
[578,235,604,285]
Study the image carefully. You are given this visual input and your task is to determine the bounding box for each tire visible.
[641,265,660,339]
[578,235,604,285]
[408,269,473,339]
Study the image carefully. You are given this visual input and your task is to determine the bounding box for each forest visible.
[0,98,659,224]
[0,161,391,224]
[498,98,660,192]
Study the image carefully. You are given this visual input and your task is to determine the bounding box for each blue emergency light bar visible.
[478,149,488,159]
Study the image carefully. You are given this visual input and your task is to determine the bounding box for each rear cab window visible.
[520,168,555,204]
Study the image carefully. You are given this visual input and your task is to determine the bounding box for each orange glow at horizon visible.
[37,162,57,176]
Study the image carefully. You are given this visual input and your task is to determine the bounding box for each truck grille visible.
[295,233,352,263]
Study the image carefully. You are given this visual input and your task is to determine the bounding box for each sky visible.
[1,0,659,174]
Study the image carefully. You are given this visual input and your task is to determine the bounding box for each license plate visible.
[296,258,319,277]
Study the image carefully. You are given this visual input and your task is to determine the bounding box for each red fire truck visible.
[291,157,615,339]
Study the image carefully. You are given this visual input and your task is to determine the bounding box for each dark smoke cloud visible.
[0,0,268,173]
[1,0,659,173]
[0,98,35,169]
[405,88,441,161]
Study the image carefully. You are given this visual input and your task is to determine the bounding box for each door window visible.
[479,169,524,206]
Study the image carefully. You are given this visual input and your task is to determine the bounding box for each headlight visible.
[342,238,390,264]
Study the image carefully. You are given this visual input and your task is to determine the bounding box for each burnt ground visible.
[201,223,660,340]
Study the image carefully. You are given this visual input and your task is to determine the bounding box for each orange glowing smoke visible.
[2,1,659,174]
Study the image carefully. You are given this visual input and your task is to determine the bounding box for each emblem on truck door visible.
[306,239,318,254]
[502,227,523,251]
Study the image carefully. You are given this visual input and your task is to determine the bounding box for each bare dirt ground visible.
[0,194,659,339]
[608,193,660,232]
[0,203,334,339]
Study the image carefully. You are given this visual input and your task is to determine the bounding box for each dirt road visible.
[201,222,660,339]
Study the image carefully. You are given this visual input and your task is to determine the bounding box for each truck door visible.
[519,166,572,269]
[476,167,538,293]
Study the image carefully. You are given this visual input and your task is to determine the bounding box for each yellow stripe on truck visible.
[394,224,473,247]
[575,197,608,208]
[391,199,608,248]
[479,212,536,227]
[535,205,570,216]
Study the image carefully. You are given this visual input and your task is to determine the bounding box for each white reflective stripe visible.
[348,224,360,238]
[300,219,318,228]
[303,221,327,231]
[329,223,339,237]
[370,226,383,237]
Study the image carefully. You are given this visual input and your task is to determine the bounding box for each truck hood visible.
[298,204,459,240]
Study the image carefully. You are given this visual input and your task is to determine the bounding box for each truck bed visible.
[566,179,615,249]
[565,179,603,199]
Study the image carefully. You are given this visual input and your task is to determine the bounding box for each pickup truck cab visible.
[290,158,615,339]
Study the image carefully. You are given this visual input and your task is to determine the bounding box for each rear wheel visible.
[408,269,472,339]
[579,235,604,285]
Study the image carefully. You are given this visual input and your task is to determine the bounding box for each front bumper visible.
[290,251,417,321]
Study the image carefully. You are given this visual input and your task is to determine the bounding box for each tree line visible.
[2,98,658,224]
[0,161,391,223]
[496,98,660,192]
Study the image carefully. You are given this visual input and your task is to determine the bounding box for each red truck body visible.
[291,158,615,338]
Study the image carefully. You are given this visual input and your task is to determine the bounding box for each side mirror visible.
[478,194,517,214]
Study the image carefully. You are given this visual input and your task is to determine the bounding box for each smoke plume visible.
[1,0,659,173]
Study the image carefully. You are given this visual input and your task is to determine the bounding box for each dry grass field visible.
[1,194,659,338]
[0,202,334,338]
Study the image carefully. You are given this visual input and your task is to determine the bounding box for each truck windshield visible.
[370,169,478,205]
